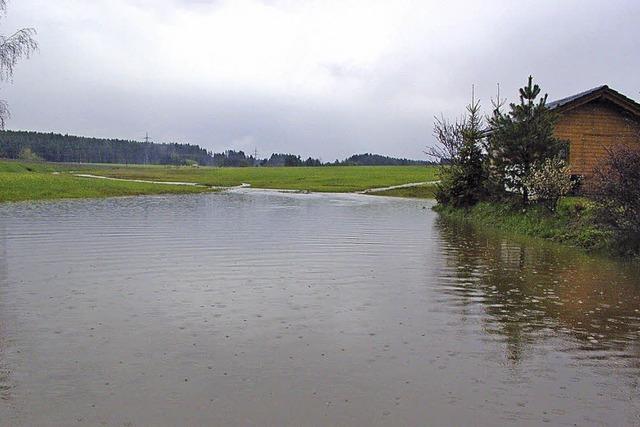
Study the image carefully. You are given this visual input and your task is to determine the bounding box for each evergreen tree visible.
[487,76,564,204]
[431,97,487,207]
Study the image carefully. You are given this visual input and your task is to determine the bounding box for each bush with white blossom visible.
[524,157,573,212]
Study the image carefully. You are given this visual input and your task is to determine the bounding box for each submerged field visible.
[0,159,439,202]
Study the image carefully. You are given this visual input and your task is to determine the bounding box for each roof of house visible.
[547,85,640,118]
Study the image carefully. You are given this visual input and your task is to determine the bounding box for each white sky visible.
[2,0,639,159]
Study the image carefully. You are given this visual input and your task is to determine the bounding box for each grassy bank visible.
[434,199,610,252]
[1,159,439,202]
[0,161,213,203]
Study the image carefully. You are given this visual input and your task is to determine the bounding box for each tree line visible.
[338,153,433,166]
[213,151,323,167]
[0,130,215,165]
[0,130,429,167]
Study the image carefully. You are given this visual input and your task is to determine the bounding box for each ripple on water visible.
[0,192,639,426]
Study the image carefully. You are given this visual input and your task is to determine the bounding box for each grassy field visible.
[0,161,213,203]
[76,163,438,192]
[0,159,439,202]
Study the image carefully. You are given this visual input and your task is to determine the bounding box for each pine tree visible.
[431,97,488,207]
[488,76,565,204]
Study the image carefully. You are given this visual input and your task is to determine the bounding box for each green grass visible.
[434,198,610,252]
[0,160,62,173]
[77,164,438,192]
[0,159,440,202]
[0,160,213,203]
[372,184,437,199]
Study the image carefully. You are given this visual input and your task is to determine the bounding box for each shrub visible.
[524,157,573,212]
[18,147,42,162]
[592,145,640,256]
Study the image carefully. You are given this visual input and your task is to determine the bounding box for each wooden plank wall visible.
[554,101,640,177]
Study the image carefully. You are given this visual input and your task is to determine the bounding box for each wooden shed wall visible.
[554,100,640,177]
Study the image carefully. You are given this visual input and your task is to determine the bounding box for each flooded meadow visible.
[1,191,639,426]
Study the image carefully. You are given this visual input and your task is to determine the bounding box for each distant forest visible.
[214,151,323,167]
[0,130,214,165]
[0,130,431,167]
[339,153,431,166]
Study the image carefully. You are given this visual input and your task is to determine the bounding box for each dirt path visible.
[73,174,206,187]
[358,181,436,194]
[73,174,253,190]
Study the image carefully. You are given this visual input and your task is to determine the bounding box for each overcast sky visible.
[2,0,639,160]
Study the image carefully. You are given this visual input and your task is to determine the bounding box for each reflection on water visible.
[0,223,10,403]
[0,191,638,426]
[435,219,640,366]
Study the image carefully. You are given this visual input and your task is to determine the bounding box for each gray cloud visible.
[2,0,639,160]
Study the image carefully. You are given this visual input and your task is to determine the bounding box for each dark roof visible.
[546,85,608,109]
[547,85,640,118]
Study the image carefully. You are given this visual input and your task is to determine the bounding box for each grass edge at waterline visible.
[0,171,215,203]
[433,199,613,254]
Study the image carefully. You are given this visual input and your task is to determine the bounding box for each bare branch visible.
[426,114,465,164]
[0,98,9,129]
[0,1,38,129]
[0,28,38,81]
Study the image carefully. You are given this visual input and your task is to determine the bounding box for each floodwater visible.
[0,191,639,426]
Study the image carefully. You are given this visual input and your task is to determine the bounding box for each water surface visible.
[1,191,639,426]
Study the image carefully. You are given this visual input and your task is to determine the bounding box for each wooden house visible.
[548,86,640,179]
